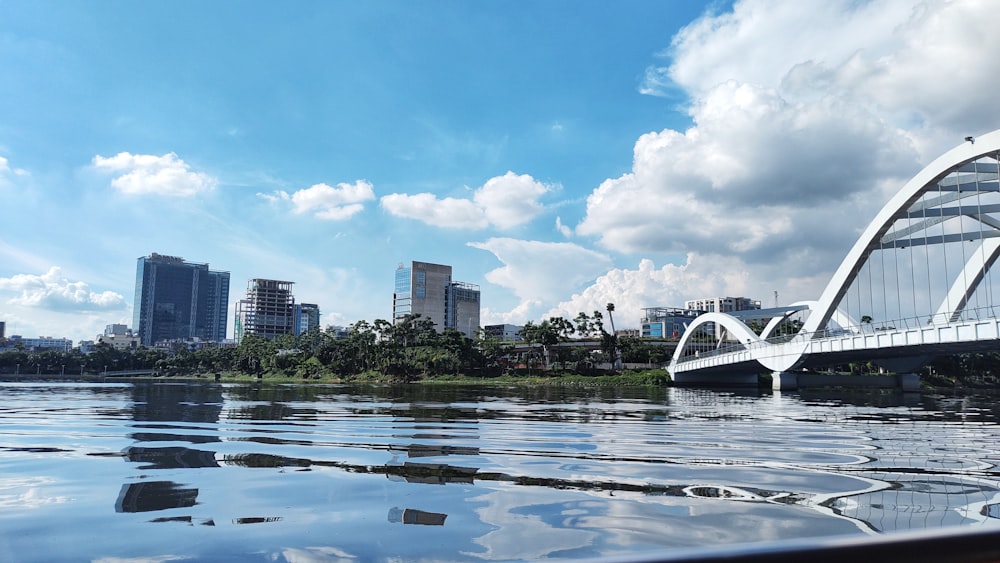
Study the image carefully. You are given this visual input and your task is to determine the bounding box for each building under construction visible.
[235,279,296,342]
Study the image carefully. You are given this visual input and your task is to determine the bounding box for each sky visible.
[1,0,998,344]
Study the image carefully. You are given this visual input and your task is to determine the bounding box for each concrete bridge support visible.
[772,371,921,391]
[771,372,798,391]
[897,373,921,392]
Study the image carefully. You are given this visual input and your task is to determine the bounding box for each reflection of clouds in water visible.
[578,488,862,548]
[92,556,187,563]
[277,546,357,562]
[0,476,69,508]
[462,486,597,560]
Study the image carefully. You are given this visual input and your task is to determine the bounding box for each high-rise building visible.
[393,261,480,339]
[293,303,321,335]
[0,321,5,340]
[133,253,230,346]
[234,279,296,342]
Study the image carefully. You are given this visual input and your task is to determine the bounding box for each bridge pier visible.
[897,373,921,392]
[772,371,920,391]
[771,371,798,391]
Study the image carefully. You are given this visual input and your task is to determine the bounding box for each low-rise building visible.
[5,335,73,352]
[640,307,704,339]
[484,324,522,342]
[683,296,762,339]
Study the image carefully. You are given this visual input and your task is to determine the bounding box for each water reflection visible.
[115,481,197,513]
[6,381,1000,561]
[388,506,448,525]
[123,445,219,469]
[128,381,223,423]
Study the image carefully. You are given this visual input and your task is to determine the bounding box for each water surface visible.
[2,382,999,561]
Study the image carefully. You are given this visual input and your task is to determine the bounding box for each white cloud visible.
[0,267,126,312]
[542,256,749,327]
[381,171,555,229]
[555,217,572,238]
[259,180,375,221]
[92,152,216,196]
[541,253,835,329]
[469,237,613,309]
[0,156,29,188]
[572,0,997,315]
[381,193,486,228]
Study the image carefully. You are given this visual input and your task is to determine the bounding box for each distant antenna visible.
[774,290,779,308]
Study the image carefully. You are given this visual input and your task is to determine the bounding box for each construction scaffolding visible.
[235,279,295,342]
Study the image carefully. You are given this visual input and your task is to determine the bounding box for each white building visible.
[684,297,762,339]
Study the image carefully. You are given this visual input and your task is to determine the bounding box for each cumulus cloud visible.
[0,156,29,188]
[92,152,217,196]
[259,180,375,220]
[381,193,486,228]
[576,0,996,306]
[542,256,750,327]
[468,238,613,307]
[0,267,127,312]
[381,171,554,229]
[578,82,916,263]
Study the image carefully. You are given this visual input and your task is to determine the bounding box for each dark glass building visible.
[133,253,230,346]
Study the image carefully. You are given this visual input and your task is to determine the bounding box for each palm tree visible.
[606,303,619,368]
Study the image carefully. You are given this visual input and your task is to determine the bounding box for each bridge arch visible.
[670,130,1000,379]
[803,130,1000,336]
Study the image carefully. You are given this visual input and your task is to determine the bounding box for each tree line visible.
[0,309,673,381]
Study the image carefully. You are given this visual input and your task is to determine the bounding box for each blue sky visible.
[1,0,997,343]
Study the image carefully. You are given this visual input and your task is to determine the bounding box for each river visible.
[1,381,999,562]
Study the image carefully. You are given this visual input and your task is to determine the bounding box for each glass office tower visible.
[393,261,480,339]
[133,253,230,346]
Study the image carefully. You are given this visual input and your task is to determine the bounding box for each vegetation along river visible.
[2,381,1000,562]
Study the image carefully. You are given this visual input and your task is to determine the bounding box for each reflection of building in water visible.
[124,446,219,469]
[129,382,224,423]
[115,481,198,513]
[393,444,480,458]
[234,517,283,524]
[386,443,480,484]
[397,462,478,485]
[388,507,447,526]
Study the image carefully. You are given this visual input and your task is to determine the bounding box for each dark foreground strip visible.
[585,525,1000,563]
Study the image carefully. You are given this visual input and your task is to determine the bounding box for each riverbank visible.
[0,368,672,387]
[3,368,996,393]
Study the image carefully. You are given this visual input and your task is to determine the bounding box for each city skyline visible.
[1,1,997,344]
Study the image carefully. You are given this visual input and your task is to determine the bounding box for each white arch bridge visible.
[670,130,1000,390]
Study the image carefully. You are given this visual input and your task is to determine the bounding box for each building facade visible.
[97,324,140,351]
[684,296,762,314]
[293,303,321,335]
[483,324,523,342]
[683,296,762,339]
[235,279,296,342]
[640,307,704,339]
[5,335,73,352]
[133,253,230,346]
[393,261,481,339]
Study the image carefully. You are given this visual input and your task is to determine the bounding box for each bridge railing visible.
[674,304,1000,365]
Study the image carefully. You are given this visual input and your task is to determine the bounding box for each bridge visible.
[669,130,1000,390]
